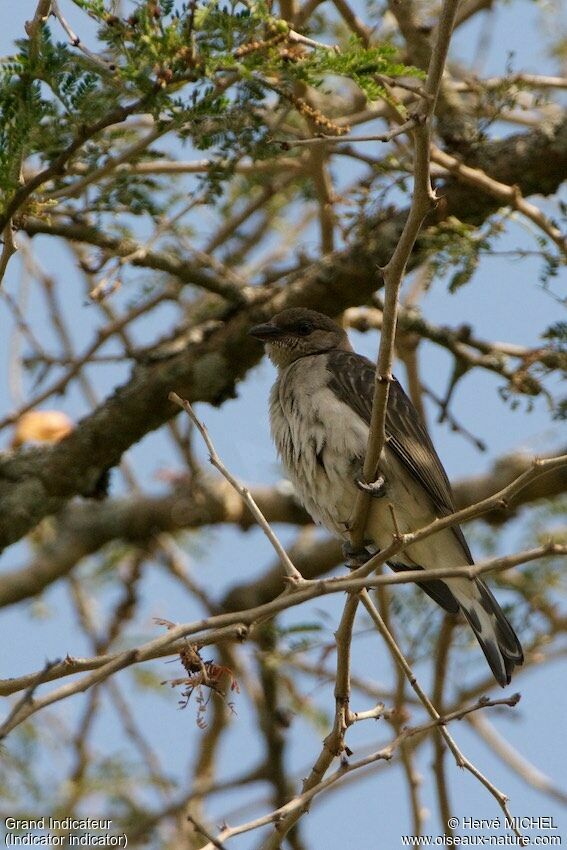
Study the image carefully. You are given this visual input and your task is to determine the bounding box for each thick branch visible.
[0,478,306,608]
[453,448,567,522]
[3,118,566,552]
[431,144,567,258]
[0,445,564,607]
[23,219,251,303]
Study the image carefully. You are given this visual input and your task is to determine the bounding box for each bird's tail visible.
[453,578,524,687]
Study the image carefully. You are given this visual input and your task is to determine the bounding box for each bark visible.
[1,117,565,552]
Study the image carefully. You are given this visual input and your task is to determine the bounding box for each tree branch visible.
[201,693,520,850]
[169,393,304,584]
[431,144,567,259]
[1,540,563,702]
[23,219,252,303]
[0,446,564,607]
[3,118,566,552]
[359,589,523,838]
[349,0,460,547]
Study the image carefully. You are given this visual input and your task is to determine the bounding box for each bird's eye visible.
[295,321,314,336]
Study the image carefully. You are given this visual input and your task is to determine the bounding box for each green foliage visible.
[542,321,567,351]
[0,48,54,197]
[0,726,46,805]
[424,217,501,292]
[295,37,423,102]
[0,0,418,217]
[553,399,567,421]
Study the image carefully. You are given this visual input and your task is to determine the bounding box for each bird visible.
[249,307,523,687]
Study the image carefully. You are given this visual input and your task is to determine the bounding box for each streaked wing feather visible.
[326,350,473,563]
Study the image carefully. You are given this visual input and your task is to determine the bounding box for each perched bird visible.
[249,308,523,687]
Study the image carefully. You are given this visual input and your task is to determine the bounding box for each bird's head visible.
[249,308,351,368]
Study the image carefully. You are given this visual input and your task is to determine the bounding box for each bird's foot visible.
[342,540,374,569]
[355,474,387,498]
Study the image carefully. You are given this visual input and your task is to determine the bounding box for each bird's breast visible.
[269,358,367,535]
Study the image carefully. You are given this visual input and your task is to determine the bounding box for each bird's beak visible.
[248,322,282,342]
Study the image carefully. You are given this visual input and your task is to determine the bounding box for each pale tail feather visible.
[452,578,524,687]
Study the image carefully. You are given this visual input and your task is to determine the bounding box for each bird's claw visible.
[355,474,387,498]
[342,541,373,569]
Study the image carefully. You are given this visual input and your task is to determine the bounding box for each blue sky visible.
[0,0,566,847]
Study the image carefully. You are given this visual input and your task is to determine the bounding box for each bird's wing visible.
[326,349,473,563]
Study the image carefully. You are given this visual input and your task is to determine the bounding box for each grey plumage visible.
[249,308,523,687]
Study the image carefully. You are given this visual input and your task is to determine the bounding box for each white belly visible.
[270,357,365,536]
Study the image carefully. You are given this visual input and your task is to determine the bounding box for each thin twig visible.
[287,29,339,51]
[348,454,567,582]
[200,693,520,850]
[280,118,417,147]
[23,218,250,304]
[0,93,158,231]
[359,589,524,839]
[345,303,565,390]
[0,659,61,739]
[432,615,455,838]
[45,126,165,200]
[24,0,52,61]
[259,594,360,848]
[169,393,304,584]
[0,225,18,288]
[331,0,371,44]
[454,73,567,91]
[187,814,228,850]
[349,0,461,547]
[468,712,567,806]
[48,156,304,179]
[51,0,114,72]
[1,541,563,703]
[0,288,169,431]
